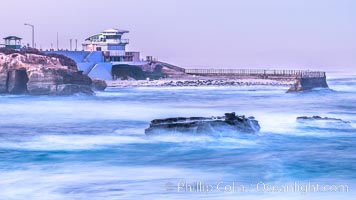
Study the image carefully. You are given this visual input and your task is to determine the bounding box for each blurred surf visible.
[0,75,355,199]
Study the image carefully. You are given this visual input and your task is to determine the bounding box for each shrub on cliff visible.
[0,47,46,56]
[20,47,45,56]
[0,48,18,55]
[46,53,77,71]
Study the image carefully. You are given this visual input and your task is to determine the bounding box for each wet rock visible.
[91,78,107,91]
[145,112,261,136]
[26,68,92,95]
[297,116,350,123]
[56,84,93,95]
[0,65,8,93]
[288,77,329,92]
[296,116,352,128]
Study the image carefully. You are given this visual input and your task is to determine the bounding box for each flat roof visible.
[102,28,129,34]
[3,36,22,40]
[84,34,101,41]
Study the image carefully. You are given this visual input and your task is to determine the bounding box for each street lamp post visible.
[24,23,35,48]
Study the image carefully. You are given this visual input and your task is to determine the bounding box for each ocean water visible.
[0,75,355,200]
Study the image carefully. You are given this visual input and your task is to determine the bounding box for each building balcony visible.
[120,39,129,44]
[82,39,129,45]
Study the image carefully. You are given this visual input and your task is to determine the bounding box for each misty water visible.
[0,75,355,200]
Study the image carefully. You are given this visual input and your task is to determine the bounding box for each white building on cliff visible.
[82,29,139,62]
[44,28,146,80]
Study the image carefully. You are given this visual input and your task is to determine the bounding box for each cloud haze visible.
[0,0,355,72]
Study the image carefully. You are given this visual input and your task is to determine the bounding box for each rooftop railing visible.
[120,39,129,44]
[82,39,129,45]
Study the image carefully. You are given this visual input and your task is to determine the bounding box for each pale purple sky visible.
[0,0,355,71]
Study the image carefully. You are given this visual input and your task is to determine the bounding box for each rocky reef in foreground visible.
[0,48,106,95]
[145,112,261,136]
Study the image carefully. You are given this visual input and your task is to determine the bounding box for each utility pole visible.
[57,32,59,50]
[75,39,78,51]
[70,39,72,51]
[24,23,35,48]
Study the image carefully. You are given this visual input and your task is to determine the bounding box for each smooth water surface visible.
[0,76,355,200]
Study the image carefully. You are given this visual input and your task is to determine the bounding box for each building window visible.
[106,35,120,40]
[108,45,125,50]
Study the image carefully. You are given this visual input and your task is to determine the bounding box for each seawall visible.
[39,51,330,92]
[185,68,329,92]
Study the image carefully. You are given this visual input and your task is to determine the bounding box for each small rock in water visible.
[297,116,350,123]
[145,112,261,136]
[296,116,352,128]
[91,79,107,91]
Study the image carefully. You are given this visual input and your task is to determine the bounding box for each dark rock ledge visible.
[297,116,351,124]
[145,112,261,136]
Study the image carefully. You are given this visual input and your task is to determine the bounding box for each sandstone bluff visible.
[0,48,106,95]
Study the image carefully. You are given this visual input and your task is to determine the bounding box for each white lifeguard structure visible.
[44,28,145,80]
[82,28,139,62]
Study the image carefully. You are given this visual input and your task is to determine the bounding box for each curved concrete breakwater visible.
[145,112,261,136]
[108,67,329,92]
[107,79,294,87]
[184,69,329,92]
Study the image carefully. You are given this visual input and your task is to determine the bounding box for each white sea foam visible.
[0,165,226,200]
[0,134,149,151]
[0,132,261,151]
[0,81,355,200]
[0,164,353,200]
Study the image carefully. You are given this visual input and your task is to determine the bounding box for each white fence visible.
[184,69,326,78]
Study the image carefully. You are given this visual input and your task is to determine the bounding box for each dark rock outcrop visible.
[0,49,93,95]
[288,77,329,92]
[91,78,107,91]
[111,64,167,80]
[56,84,93,95]
[297,116,350,123]
[145,112,261,136]
[0,66,7,93]
[296,116,352,128]
[26,68,92,95]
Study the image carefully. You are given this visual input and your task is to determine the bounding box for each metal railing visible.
[120,39,129,44]
[81,39,129,45]
[184,69,326,78]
